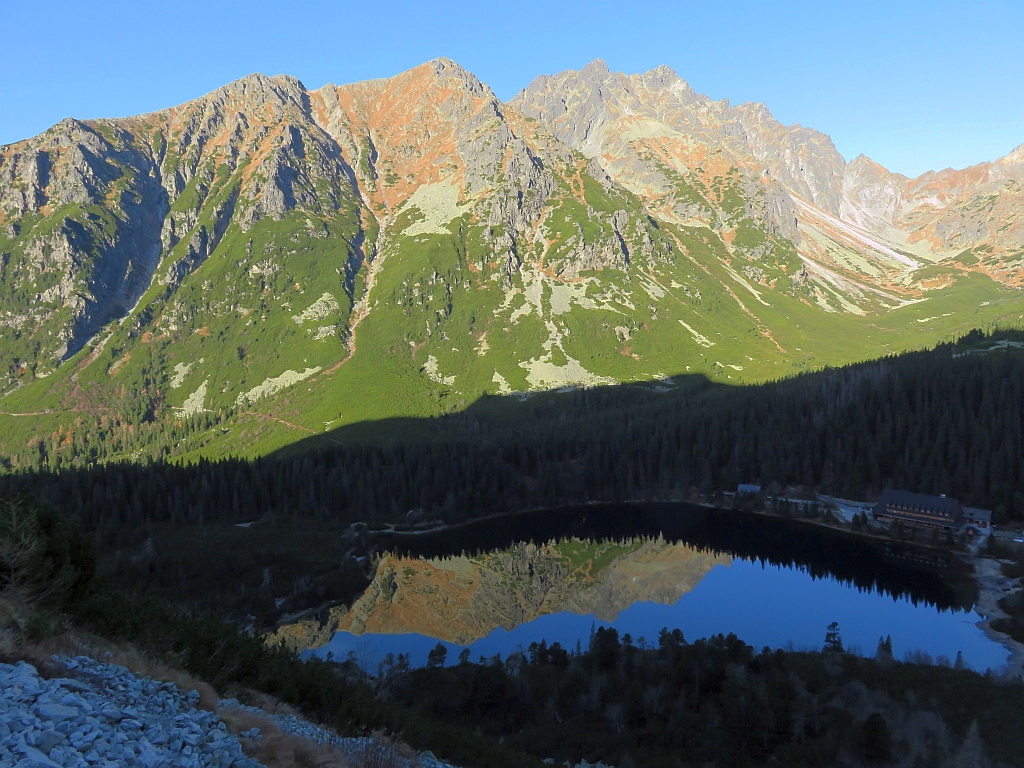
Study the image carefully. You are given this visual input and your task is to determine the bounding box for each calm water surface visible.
[310,503,1009,672]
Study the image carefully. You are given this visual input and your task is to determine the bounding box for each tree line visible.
[385,623,1022,767]
[2,330,1024,558]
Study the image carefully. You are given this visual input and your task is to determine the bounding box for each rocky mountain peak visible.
[580,58,612,79]
[514,61,845,232]
[50,116,88,134]
[512,68,613,157]
[305,58,513,215]
[847,153,902,178]
[638,64,693,97]
[848,153,877,168]
[647,63,679,80]
[268,73,307,91]
[734,101,771,121]
[204,72,310,113]
[1000,142,1024,166]
[418,57,494,99]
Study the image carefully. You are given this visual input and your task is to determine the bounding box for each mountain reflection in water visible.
[307,503,1008,672]
[338,537,729,645]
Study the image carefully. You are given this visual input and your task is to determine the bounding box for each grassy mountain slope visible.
[1,60,1023,467]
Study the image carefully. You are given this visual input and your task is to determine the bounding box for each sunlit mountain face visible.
[1,59,1022,469]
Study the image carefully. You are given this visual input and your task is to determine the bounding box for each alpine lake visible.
[308,503,1009,673]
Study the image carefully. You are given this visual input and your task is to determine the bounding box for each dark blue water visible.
[378,502,976,610]
[309,503,1009,672]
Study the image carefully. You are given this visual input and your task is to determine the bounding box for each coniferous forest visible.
[3,331,1023,550]
[390,628,1024,768]
[1,330,1022,623]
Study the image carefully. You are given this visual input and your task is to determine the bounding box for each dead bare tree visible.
[0,496,41,600]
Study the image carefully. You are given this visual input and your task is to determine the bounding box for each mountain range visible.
[1,58,1022,466]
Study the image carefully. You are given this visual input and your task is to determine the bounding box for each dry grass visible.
[90,644,220,711]
[0,612,220,711]
[355,731,418,768]
[219,704,356,768]
[227,685,305,717]
[217,702,420,768]
[369,731,417,763]
[0,624,18,657]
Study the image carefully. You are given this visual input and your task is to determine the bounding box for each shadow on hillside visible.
[5,334,1021,622]
[257,332,1024,525]
[266,325,1024,461]
[266,370,732,458]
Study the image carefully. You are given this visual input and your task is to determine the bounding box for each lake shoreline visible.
[372,498,1024,673]
[376,496,976,565]
[971,556,1024,678]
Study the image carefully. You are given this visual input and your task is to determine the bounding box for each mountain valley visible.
[1,59,1022,468]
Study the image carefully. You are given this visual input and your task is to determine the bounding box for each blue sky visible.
[4,0,1021,177]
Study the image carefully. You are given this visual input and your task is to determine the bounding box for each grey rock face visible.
[840,148,1024,260]
[734,102,846,216]
[840,154,910,231]
[0,119,170,361]
[0,69,370,385]
[512,61,810,241]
